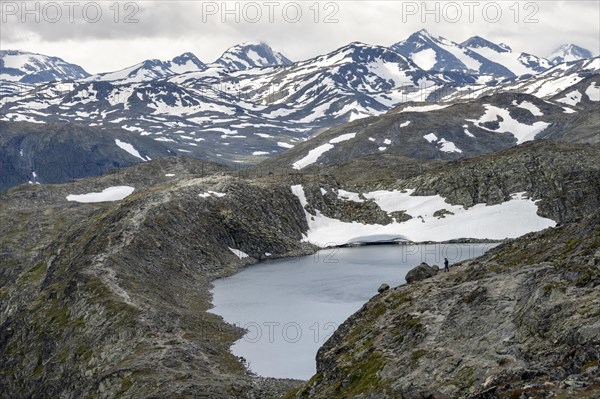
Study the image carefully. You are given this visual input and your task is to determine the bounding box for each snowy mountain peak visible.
[392,31,496,75]
[85,53,206,84]
[0,49,90,83]
[171,52,204,66]
[549,44,594,65]
[393,31,551,78]
[416,28,434,38]
[214,42,292,71]
[320,42,413,69]
[169,52,206,73]
[404,29,440,45]
[461,36,511,53]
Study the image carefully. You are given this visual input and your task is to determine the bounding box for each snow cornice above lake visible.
[291,185,556,247]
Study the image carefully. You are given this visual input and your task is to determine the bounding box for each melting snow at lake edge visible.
[209,244,497,380]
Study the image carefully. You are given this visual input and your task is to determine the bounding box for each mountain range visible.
[0,31,598,189]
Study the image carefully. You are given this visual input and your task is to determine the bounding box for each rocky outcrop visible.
[397,141,600,224]
[405,263,439,284]
[290,213,600,398]
[301,183,393,225]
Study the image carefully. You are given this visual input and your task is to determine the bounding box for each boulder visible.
[467,386,500,399]
[378,283,390,293]
[405,262,439,284]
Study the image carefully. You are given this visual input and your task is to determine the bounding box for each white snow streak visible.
[66,186,135,203]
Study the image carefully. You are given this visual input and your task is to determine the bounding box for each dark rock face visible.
[405,263,439,284]
[0,121,173,191]
[302,183,393,225]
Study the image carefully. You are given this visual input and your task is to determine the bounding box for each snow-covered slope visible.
[213,42,292,71]
[391,30,551,78]
[0,50,90,83]
[548,44,594,64]
[0,41,454,163]
[461,35,551,76]
[391,30,507,76]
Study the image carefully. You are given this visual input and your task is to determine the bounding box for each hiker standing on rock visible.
[444,257,449,272]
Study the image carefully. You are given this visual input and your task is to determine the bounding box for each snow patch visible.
[115,139,146,161]
[467,104,550,144]
[438,138,462,153]
[513,100,543,116]
[401,104,450,113]
[292,132,356,170]
[229,247,249,259]
[585,82,600,101]
[328,132,356,143]
[556,90,582,106]
[423,133,438,143]
[66,186,135,203]
[337,189,363,202]
[199,191,227,198]
[292,144,334,170]
[412,48,438,70]
[277,142,294,149]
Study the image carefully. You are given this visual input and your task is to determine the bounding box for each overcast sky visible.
[1,0,599,73]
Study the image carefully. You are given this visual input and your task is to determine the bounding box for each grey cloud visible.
[1,0,598,73]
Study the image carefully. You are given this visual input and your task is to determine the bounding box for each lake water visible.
[209,243,496,380]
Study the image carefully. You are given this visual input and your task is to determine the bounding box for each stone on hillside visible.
[406,262,439,284]
[378,283,390,293]
[467,386,500,399]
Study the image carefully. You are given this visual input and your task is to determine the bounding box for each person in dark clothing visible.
[444,258,449,272]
